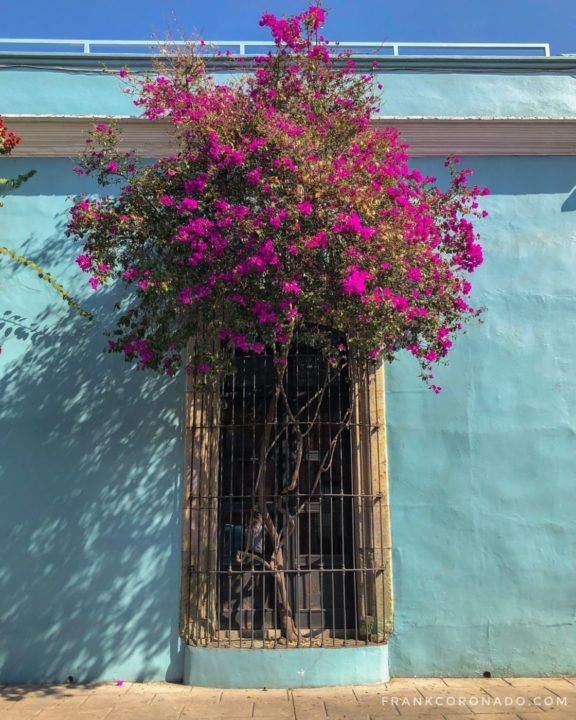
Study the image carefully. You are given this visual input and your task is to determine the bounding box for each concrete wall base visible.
[183,645,389,688]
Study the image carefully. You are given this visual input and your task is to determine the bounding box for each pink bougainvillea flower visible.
[342,267,372,295]
[282,281,302,295]
[297,200,313,215]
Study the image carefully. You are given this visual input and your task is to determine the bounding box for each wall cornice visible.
[5,115,576,157]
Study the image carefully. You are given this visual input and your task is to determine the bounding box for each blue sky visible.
[0,0,574,55]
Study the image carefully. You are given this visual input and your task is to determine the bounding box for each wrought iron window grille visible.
[180,334,393,649]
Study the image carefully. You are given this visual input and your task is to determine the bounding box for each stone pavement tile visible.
[292,697,327,718]
[442,680,513,691]
[80,692,153,709]
[188,688,223,702]
[384,680,429,692]
[311,688,360,700]
[311,687,359,696]
[52,694,96,706]
[398,714,464,720]
[467,705,540,715]
[181,701,255,717]
[106,707,183,720]
[217,689,290,704]
[396,688,482,717]
[507,679,574,689]
[291,691,327,702]
[45,691,97,703]
[444,678,512,693]
[530,693,576,712]
[532,678,576,694]
[538,687,576,703]
[352,698,400,716]
[324,699,372,719]
[397,704,473,716]
[440,680,483,688]
[56,695,104,707]
[33,708,111,720]
[477,681,519,694]
[540,694,576,707]
[0,699,63,717]
[414,688,518,715]
[368,711,430,719]
[147,693,193,712]
[323,706,371,719]
[411,680,452,692]
[1,685,96,703]
[499,682,575,700]
[291,698,322,706]
[353,685,398,702]
[253,702,295,718]
[0,684,85,694]
[127,681,190,694]
[475,688,547,714]
[449,715,525,720]
[518,710,573,719]
[0,710,43,720]
[0,698,47,713]
[375,693,428,715]
[244,689,291,701]
[457,700,537,715]
[84,683,134,694]
[79,691,135,705]
[528,702,576,715]
[379,690,425,700]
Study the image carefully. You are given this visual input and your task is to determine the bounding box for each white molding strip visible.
[6,115,576,157]
[374,118,576,156]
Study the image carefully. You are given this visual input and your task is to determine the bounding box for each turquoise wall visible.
[1,59,575,681]
[387,156,576,676]
[0,161,184,682]
[2,63,576,117]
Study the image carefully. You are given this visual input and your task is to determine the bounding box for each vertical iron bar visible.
[336,351,348,644]
[230,364,237,647]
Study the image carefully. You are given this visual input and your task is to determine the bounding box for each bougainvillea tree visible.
[67,6,488,641]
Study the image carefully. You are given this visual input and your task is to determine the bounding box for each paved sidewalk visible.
[1,678,574,719]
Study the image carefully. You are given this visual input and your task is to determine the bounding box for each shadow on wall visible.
[0,226,185,684]
[561,186,576,212]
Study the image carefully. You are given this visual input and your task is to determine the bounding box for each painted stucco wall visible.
[0,161,184,683]
[2,63,576,118]
[387,156,576,675]
[1,60,575,682]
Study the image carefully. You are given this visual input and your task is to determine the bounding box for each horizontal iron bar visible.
[0,38,551,57]
[191,568,388,574]
[190,492,386,499]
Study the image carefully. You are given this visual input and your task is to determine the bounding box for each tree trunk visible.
[253,357,298,641]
